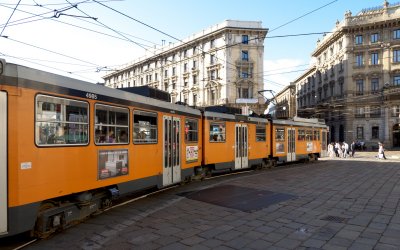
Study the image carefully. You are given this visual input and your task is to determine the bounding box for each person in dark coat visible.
[350,141,356,157]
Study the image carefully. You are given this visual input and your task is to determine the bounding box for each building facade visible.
[103,20,268,114]
[272,84,297,119]
[296,1,400,149]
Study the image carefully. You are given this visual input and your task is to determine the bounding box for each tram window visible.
[314,130,320,140]
[298,129,305,141]
[256,125,266,141]
[95,104,129,145]
[185,119,198,142]
[210,122,225,142]
[133,110,157,144]
[275,128,285,141]
[306,130,313,141]
[36,95,89,146]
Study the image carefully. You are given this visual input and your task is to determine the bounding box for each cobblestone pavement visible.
[26,152,400,250]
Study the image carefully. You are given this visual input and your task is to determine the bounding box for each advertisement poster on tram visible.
[307,142,314,152]
[276,143,285,154]
[98,149,129,180]
[186,145,198,162]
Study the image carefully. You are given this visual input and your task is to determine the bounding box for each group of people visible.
[327,141,357,158]
[327,141,387,160]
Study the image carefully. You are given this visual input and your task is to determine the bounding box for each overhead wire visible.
[0,0,338,84]
[93,0,336,84]
[65,0,148,51]
[0,0,21,36]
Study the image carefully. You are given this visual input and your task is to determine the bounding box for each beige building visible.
[103,20,268,114]
[295,1,400,149]
[272,84,297,119]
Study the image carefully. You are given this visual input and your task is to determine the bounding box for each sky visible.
[0,0,388,96]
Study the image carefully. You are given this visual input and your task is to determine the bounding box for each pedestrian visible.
[378,142,387,160]
[334,142,340,157]
[327,142,334,158]
[350,141,356,157]
[343,141,349,158]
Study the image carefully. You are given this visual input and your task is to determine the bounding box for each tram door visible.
[162,116,181,186]
[287,128,296,162]
[0,92,7,234]
[321,129,328,157]
[234,124,248,169]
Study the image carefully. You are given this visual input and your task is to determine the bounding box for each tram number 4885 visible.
[86,92,98,100]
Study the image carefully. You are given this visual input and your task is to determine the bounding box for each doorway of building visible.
[339,125,344,142]
[393,124,400,148]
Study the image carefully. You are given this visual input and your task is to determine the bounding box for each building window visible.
[164,69,168,77]
[394,29,400,39]
[371,52,379,65]
[357,127,364,139]
[164,82,168,91]
[371,78,379,93]
[394,50,400,63]
[210,54,215,65]
[242,50,249,61]
[355,54,364,66]
[133,110,157,144]
[210,39,215,48]
[210,70,216,80]
[242,35,249,44]
[370,106,381,118]
[210,90,216,105]
[330,84,334,96]
[355,35,363,45]
[372,126,379,139]
[172,67,176,76]
[392,105,400,117]
[193,60,197,69]
[355,107,365,118]
[193,94,197,105]
[394,75,400,86]
[184,63,188,72]
[371,33,379,43]
[356,79,364,95]
[193,75,198,85]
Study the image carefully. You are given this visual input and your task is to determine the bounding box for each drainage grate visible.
[320,215,348,223]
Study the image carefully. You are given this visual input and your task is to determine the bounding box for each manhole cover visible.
[178,185,296,212]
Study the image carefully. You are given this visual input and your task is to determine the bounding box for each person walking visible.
[350,141,356,157]
[378,142,387,160]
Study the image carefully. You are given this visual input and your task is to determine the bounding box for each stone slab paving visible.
[26,151,400,250]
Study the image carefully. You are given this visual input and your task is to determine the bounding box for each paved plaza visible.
[26,151,400,250]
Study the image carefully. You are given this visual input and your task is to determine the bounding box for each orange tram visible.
[0,59,328,238]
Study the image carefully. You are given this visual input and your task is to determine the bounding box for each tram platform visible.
[25,152,400,250]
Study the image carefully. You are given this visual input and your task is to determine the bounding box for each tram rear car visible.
[271,118,328,163]
[0,60,202,238]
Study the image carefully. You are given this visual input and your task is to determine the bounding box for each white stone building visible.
[103,20,268,114]
[295,1,400,149]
